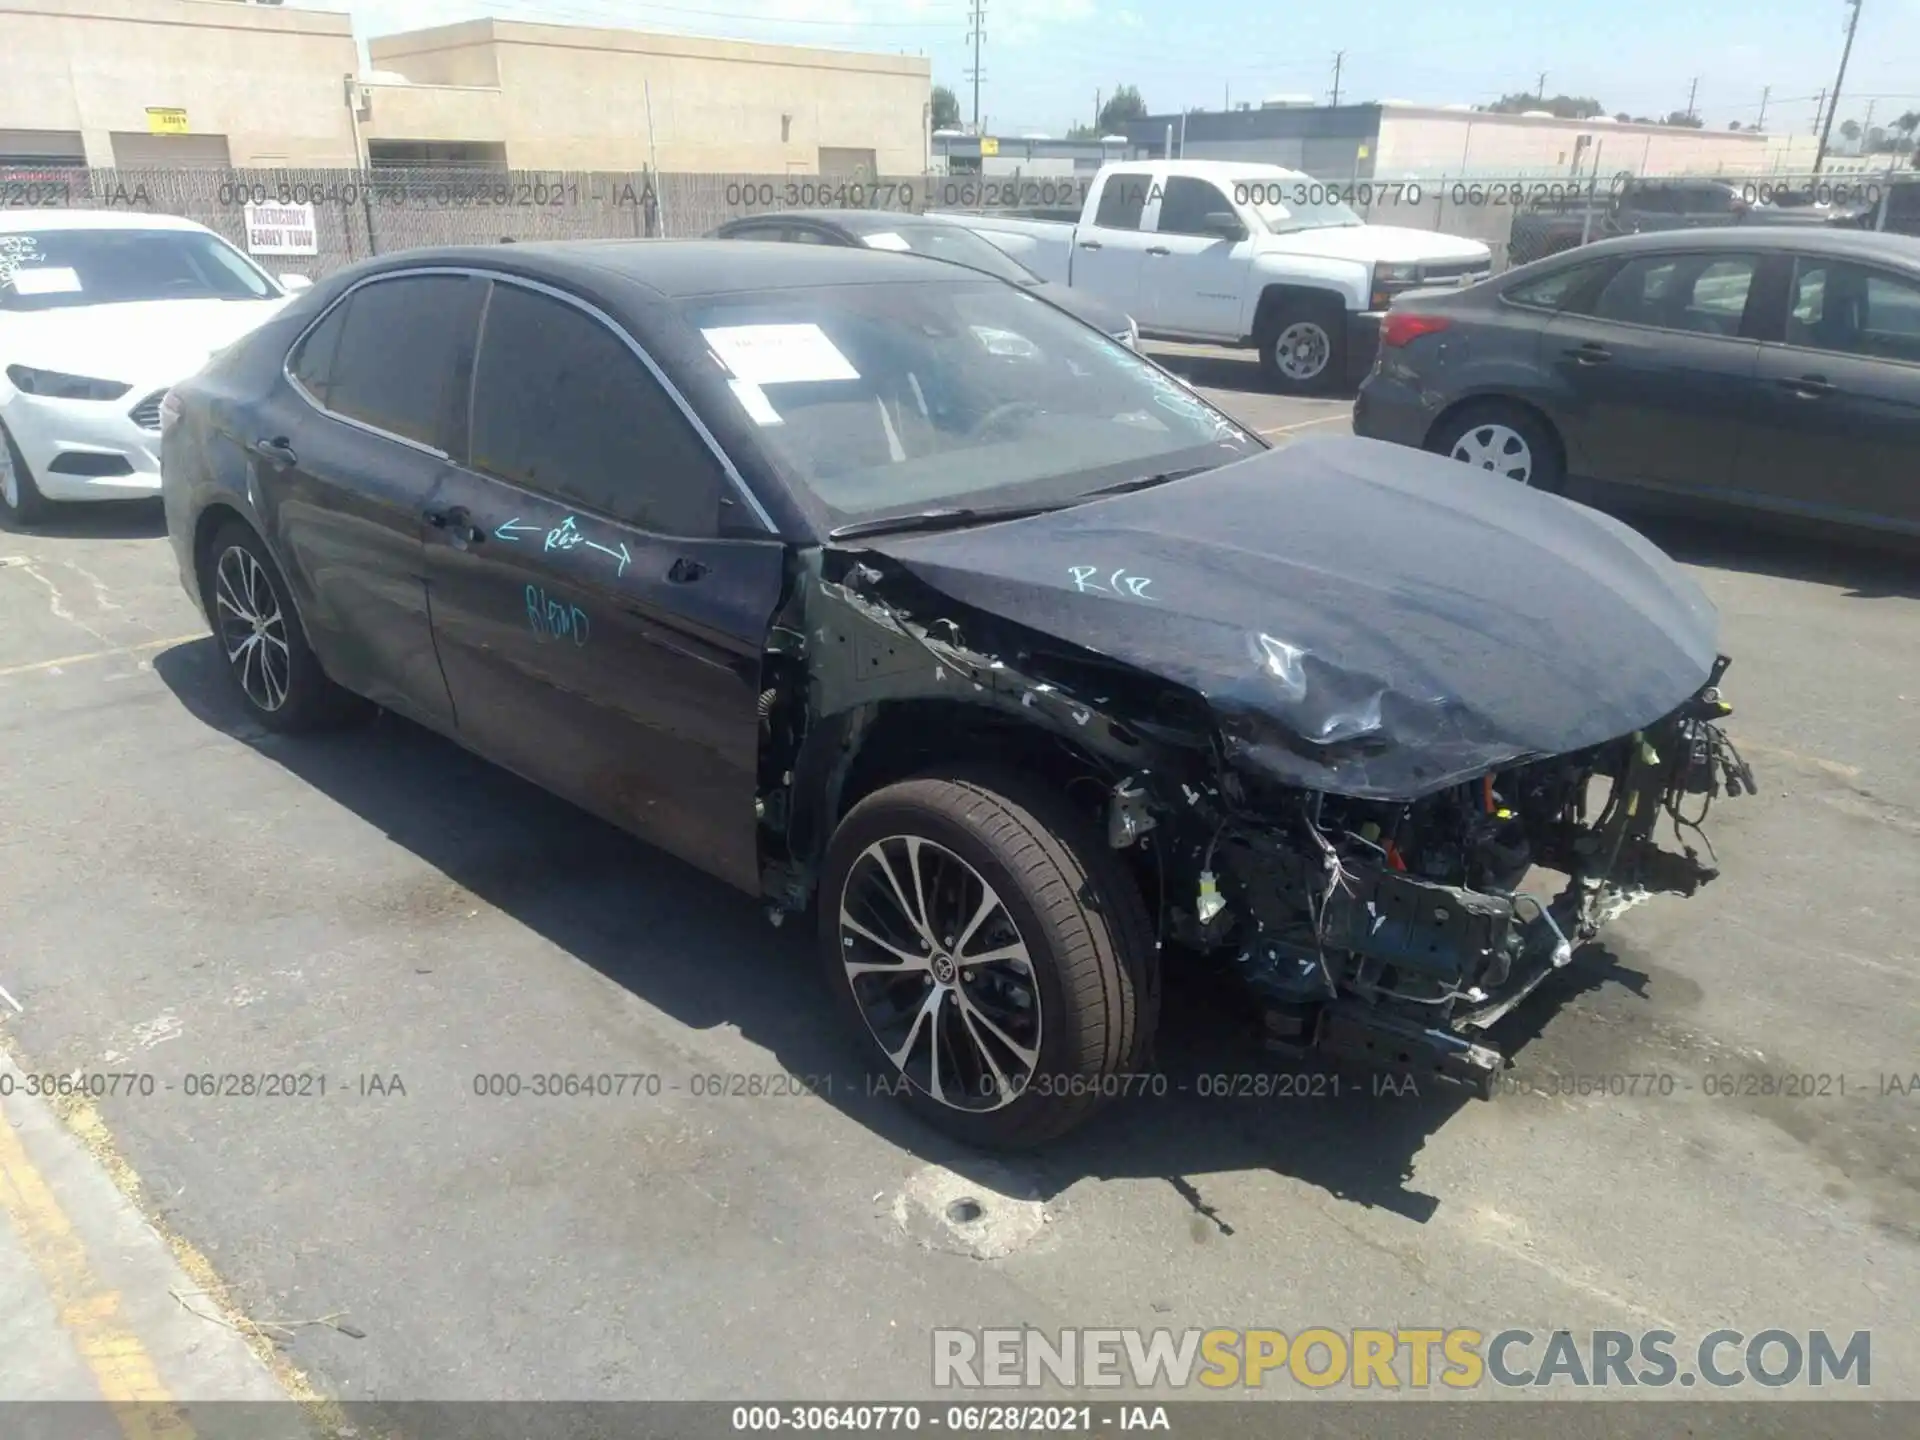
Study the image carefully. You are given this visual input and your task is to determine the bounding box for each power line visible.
[1815,0,1864,173]
[965,0,986,132]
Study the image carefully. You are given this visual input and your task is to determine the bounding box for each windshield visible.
[687,278,1259,528]
[1238,177,1364,233]
[0,228,279,312]
[850,222,1040,285]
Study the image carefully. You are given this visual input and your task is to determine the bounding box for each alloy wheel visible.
[1450,422,1534,483]
[838,835,1042,1112]
[213,545,292,712]
[1272,321,1332,381]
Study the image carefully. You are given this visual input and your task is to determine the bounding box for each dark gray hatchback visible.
[1353,226,1920,536]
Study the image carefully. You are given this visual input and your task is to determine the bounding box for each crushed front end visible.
[1140,658,1756,1096]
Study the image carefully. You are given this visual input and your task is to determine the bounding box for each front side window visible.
[1156,178,1238,237]
[685,277,1259,528]
[317,275,478,449]
[1786,258,1920,363]
[0,227,279,312]
[469,282,724,535]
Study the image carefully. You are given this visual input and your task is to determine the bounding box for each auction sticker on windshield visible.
[8,266,82,295]
[861,232,914,252]
[704,324,860,386]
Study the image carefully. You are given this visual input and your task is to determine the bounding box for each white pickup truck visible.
[938,160,1493,393]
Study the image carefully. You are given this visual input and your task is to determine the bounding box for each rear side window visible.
[1505,261,1605,311]
[318,275,479,448]
[468,282,724,536]
[1093,172,1151,230]
[287,300,347,407]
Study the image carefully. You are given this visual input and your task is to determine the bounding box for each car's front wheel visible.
[199,520,369,732]
[820,770,1159,1149]
[0,420,50,526]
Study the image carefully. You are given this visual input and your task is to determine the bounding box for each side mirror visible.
[1202,211,1248,240]
[278,273,313,293]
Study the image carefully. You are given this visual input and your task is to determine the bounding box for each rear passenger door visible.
[1069,169,1157,319]
[1541,250,1766,496]
[268,271,482,729]
[420,278,788,893]
[1737,254,1920,531]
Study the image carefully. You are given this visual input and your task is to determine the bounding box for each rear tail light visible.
[1380,313,1453,348]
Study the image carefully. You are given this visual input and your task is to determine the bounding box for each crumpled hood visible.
[854,433,1721,799]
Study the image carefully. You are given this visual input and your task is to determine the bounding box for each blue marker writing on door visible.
[583,538,632,576]
[526,584,589,646]
[495,518,538,542]
[544,516,585,552]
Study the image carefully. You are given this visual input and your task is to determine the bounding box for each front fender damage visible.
[757,547,1756,1097]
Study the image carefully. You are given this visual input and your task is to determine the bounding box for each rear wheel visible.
[0,420,50,526]
[199,521,370,732]
[820,770,1159,1149]
[1428,402,1564,493]
[1258,297,1346,394]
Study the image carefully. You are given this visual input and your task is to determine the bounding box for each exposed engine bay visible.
[755,437,1759,1098]
[1143,662,1755,1094]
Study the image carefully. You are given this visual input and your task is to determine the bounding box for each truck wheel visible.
[1427,401,1564,493]
[820,769,1159,1150]
[1258,299,1345,394]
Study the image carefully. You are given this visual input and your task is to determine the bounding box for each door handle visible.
[424,505,486,544]
[1777,374,1834,398]
[1145,245,1171,256]
[1563,343,1612,364]
[1076,239,1103,250]
[250,436,297,469]
[667,556,708,583]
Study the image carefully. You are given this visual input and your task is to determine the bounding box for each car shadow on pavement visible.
[1142,348,1362,401]
[0,499,166,541]
[1594,500,1920,602]
[154,637,1638,1230]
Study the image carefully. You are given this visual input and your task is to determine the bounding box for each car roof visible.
[734,210,958,233]
[1544,225,1920,269]
[0,209,216,235]
[339,237,982,300]
[1112,158,1310,183]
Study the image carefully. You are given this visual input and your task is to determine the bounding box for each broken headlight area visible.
[1136,658,1756,1098]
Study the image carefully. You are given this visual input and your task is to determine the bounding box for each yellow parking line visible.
[0,633,203,680]
[0,1096,193,1436]
[1259,414,1354,437]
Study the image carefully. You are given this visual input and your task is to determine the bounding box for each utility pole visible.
[1814,0,1863,174]
[1862,96,1877,152]
[1756,85,1770,131]
[1094,89,1101,133]
[1330,50,1345,107]
[1685,76,1699,120]
[1537,71,1548,100]
[1812,88,1827,135]
[964,0,986,133]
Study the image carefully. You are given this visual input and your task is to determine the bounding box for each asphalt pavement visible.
[1,345,1916,1430]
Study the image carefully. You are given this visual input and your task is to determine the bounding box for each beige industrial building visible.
[0,0,931,173]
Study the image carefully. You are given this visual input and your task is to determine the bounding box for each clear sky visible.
[311,0,1920,142]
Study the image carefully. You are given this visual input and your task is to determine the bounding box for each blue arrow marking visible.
[584,538,632,577]
[495,518,539,541]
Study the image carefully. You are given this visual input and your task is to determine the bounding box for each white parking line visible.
[1258,413,1354,437]
[0,634,203,680]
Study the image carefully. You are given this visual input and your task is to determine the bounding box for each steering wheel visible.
[970,400,1047,439]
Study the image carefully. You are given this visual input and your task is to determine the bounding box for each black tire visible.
[0,420,50,526]
[820,768,1159,1150]
[198,520,370,732]
[1257,296,1346,395]
[1427,401,1565,494]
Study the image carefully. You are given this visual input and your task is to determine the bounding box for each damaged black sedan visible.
[161,240,1754,1148]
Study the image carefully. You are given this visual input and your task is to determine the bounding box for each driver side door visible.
[1138,175,1254,339]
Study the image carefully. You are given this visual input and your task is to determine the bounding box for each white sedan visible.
[1,210,309,524]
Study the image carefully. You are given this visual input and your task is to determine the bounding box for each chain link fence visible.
[5,163,1909,282]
